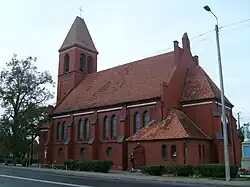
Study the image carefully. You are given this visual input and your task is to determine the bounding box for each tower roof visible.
[59,16,98,53]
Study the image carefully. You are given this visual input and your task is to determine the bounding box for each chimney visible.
[173,40,179,49]
[182,32,190,51]
[193,55,199,66]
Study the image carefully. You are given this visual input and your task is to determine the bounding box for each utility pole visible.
[237,112,241,129]
[204,5,231,181]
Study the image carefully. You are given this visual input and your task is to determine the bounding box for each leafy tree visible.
[0,54,54,157]
[237,126,244,142]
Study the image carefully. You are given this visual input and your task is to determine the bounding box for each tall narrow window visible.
[87,56,93,74]
[80,53,85,72]
[161,145,167,160]
[103,116,109,140]
[183,143,187,164]
[198,144,201,158]
[171,145,177,159]
[143,111,150,127]
[111,115,117,139]
[134,112,140,133]
[62,121,67,141]
[64,54,70,73]
[56,122,60,140]
[78,119,83,140]
[202,145,205,158]
[84,118,90,140]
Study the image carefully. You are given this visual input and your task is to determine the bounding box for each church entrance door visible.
[134,144,145,169]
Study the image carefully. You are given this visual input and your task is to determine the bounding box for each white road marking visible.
[0,174,92,187]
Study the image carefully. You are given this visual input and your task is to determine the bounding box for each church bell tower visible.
[57,16,98,103]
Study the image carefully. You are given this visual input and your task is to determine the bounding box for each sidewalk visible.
[2,165,250,186]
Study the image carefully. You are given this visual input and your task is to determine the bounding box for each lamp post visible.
[203,5,231,181]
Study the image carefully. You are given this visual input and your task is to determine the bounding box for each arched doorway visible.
[134,144,145,169]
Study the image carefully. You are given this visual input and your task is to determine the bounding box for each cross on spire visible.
[79,7,83,17]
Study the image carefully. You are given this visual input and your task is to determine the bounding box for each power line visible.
[190,17,250,42]
[149,18,250,56]
[221,18,250,29]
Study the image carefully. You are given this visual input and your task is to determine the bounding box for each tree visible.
[0,54,54,157]
[237,126,244,142]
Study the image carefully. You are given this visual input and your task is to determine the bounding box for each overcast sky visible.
[0,0,249,124]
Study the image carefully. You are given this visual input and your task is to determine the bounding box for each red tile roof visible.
[181,66,232,105]
[126,108,211,141]
[59,17,98,53]
[53,52,176,114]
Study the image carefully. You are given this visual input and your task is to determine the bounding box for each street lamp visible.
[203,5,231,181]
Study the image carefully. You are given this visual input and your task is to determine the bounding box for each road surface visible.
[0,166,207,187]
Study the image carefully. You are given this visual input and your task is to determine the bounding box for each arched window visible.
[61,121,67,141]
[78,119,83,141]
[111,115,117,139]
[134,112,140,133]
[143,111,150,127]
[103,116,109,140]
[64,54,70,73]
[171,145,177,159]
[84,118,90,140]
[161,144,167,160]
[80,53,85,72]
[87,56,93,74]
[56,122,60,140]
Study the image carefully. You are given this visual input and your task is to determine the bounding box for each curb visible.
[0,165,249,186]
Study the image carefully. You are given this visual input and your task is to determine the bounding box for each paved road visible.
[0,166,207,187]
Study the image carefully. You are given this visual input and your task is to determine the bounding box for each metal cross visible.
[79,7,83,17]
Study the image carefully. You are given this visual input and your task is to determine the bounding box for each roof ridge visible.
[171,109,190,138]
[54,51,176,114]
[175,108,211,139]
[95,51,174,74]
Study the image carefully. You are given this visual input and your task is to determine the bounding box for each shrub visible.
[55,164,65,170]
[13,157,21,166]
[21,159,28,167]
[141,165,165,176]
[42,164,52,168]
[77,161,93,171]
[193,164,238,178]
[64,160,78,170]
[167,165,195,176]
[93,160,113,173]
[63,160,113,173]
[141,164,239,178]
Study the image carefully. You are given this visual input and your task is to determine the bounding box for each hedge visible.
[141,164,239,178]
[64,160,113,173]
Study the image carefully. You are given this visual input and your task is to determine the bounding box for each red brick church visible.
[39,16,242,170]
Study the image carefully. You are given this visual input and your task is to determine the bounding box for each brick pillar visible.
[89,111,99,160]
[47,121,53,165]
[67,115,74,160]
[119,106,128,170]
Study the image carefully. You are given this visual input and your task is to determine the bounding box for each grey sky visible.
[0,0,249,123]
